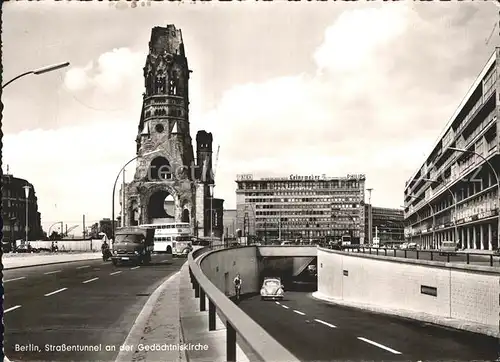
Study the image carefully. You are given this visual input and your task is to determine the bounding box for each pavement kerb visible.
[311,292,499,338]
[114,270,184,362]
[3,257,102,270]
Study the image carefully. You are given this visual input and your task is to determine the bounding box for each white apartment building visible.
[404,48,499,251]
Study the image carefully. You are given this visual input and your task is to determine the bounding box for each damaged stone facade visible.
[120,25,223,237]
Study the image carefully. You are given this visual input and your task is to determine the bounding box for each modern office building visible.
[223,209,237,238]
[404,48,499,251]
[364,205,404,245]
[2,173,43,247]
[235,174,366,243]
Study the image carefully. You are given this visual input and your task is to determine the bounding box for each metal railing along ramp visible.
[188,246,300,362]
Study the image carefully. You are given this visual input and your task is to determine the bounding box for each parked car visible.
[401,242,418,250]
[439,241,458,256]
[260,277,285,301]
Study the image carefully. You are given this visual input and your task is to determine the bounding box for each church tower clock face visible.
[155,123,164,133]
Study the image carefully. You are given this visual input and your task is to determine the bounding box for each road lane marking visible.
[281,305,289,309]
[82,277,99,284]
[315,319,336,328]
[4,305,21,313]
[45,288,67,297]
[130,266,140,270]
[293,310,306,315]
[4,277,26,282]
[76,265,90,269]
[357,337,402,354]
[110,271,122,275]
[275,301,281,305]
[44,270,61,275]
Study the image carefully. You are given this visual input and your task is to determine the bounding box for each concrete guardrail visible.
[188,246,300,362]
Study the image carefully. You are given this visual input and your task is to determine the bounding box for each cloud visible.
[200,2,490,209]
[64,62,93,91]
[62,47,145,97]
[3,119,138,234]
[313,6,409,74]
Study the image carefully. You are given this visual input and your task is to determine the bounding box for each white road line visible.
[82,277,99,284]
[293,310,306,315]
[76,265,90,269]
[281,305,289,309]
[44,288,67,297]
[314,319,336,328]
[110,271,122,275]
[275,301,281,305]
[130,266,140,270]
[4,277,26,282]
[357,337,402,355]
[4,305,21,313]
[44,270,61,275]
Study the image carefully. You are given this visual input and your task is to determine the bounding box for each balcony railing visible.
[188,247,300,362]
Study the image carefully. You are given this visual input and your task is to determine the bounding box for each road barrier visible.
[188,245,300,362]
[327,246,500,267]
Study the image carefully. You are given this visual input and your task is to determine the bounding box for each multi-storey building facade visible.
[223,209,237,238]
[235,174,366,243]
[2,173,43,247]
[120,25,223,237]
[404,48,499,251]
[364,205,404,245]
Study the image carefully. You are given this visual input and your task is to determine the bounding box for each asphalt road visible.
[238,291,499,361]
[346,248,500,266]
[4,255,186,362]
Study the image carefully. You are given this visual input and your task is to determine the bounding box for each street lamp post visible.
[447,147,500,250]
[111,149,161,241]
[3,62,70,89]
[23,185,31,242]
[209,184,215,238]
[423,178,459,246]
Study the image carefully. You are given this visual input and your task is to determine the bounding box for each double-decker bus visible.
[139,222,192,256]
[341,234,351,246]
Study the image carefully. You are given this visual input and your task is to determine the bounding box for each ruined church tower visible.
[121,25,217,236]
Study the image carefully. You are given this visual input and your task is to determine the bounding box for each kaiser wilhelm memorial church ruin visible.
[120,25,224,238]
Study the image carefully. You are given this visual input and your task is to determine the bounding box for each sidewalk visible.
[3,252,102,269]
[179,261,249,362]
[312,291,499,338]
[458,249,496,255]
[116,261,249,362]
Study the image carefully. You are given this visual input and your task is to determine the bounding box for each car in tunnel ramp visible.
[260,277,285,301]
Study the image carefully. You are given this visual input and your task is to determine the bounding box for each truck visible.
[111,226,154,266]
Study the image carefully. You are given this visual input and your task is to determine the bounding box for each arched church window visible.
[149,157,172,180]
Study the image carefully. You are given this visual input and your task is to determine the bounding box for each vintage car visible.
[260,277,285,301]
[439,241,458,256]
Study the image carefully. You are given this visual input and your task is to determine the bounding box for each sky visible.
[2,1,499,236]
